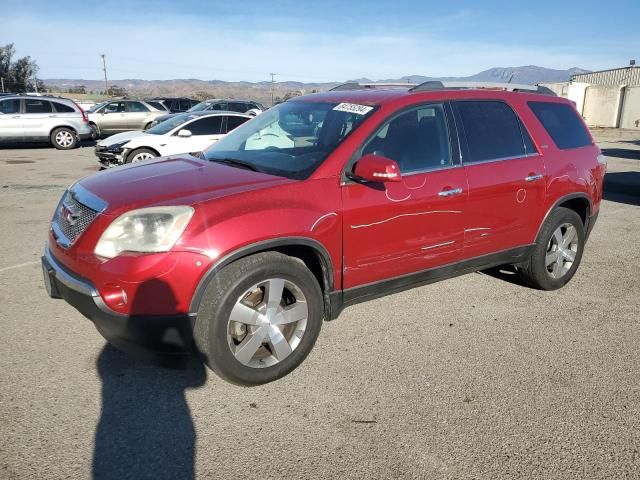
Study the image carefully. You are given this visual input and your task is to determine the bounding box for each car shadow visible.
[478,265,530,287]
[603,171,640,206]
[601,148,640,160]
[92,279,206,480]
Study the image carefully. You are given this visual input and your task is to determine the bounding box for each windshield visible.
[188,102,211,112]
[145,113,196,135]
[87,101,108,113]
[203,100,375,179]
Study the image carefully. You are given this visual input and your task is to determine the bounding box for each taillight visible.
[597,153,607,172]
[71,100,88,122]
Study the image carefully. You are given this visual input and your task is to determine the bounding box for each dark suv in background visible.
[146,97,198,113]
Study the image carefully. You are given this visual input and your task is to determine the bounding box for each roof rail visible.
[409,81,556,96]
[330,82,417,91]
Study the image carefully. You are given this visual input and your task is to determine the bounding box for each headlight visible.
[94,206,194,259]
[107,140,130,153]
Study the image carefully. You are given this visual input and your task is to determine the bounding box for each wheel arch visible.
[126,146,161,161]
[49,124,78,137]
[189,237,336,318]
[535,193,592,242]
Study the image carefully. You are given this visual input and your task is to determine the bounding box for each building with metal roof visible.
[571,65,640,87]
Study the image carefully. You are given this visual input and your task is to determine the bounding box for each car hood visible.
[78,155,294,215]
[97,131,147,147]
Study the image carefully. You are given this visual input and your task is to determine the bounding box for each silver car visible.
[0,95,92,149]
[87,100,168,138]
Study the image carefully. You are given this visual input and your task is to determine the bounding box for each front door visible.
[341,102,467,289]
[452,100,546,258]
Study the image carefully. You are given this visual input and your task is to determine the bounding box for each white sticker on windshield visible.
[333,103,374,115]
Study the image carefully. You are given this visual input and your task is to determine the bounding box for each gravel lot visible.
[1,132,639,479]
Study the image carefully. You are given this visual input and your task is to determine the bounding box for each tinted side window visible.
[105,102,124,113]
[226,115,249,132]
[180,100,191,111]
[25,99,53,113]
[210,102,226,111]
[126,101,149,113]
[362,103,452,174]
[456,101,525,163]
[186,116,223,135]
[0,99,21,114]
[228,102,248,112]
[528,101,592,150]
[52,102,75,113]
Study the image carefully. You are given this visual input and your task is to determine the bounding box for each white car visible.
[94,111,251,167]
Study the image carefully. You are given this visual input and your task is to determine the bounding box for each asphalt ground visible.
[0,132,639,479]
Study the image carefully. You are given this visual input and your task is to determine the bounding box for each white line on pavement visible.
[0,261,40,273]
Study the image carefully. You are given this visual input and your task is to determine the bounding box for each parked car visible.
[42,82,605,385]
[146,97,198,113]
[0,95,91,149]
[87,100,168,138]
[149,99,266,127]
[94,111,251,167]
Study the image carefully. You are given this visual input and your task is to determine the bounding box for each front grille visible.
[53,191,99,245]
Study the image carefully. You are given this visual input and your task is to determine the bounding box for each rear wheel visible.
[194,252,323,386]
[50,127,78,150]
[144,122,154,130]
[89,123,100,140]
[517,207,585,290]
[126,148,157,164]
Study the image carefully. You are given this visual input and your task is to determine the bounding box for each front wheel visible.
[126,148,157,164]
[194,252,323,386]
[50,127,78,150]
[517,207,585,290]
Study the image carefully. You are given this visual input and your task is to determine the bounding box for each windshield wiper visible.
[210,157,260,172]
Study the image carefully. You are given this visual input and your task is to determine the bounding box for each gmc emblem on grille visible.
[61,201,80,226]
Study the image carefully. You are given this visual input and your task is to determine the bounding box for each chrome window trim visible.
[401,163,463,177]
[461,152,540,167]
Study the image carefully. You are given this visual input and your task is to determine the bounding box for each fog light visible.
[102,283,128,309]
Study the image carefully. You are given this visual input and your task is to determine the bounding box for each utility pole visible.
[101,54,109,96]
[270,72,276,106]
[1,77,4,93]
[33,74,38,94]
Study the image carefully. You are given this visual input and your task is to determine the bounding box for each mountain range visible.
[43,65,589,104]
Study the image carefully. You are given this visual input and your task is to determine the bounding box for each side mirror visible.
[177,129,192,138]
[352,153,401,183]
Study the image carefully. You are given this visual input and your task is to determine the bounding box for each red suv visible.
[42,82,605,385]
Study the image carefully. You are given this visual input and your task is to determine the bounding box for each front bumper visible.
[94,146,125,167]
[42,246,195,358]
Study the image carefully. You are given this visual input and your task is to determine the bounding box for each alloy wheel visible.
[227,278,308,368]
[131,152,154,163]
[545,223,579,279]
[55,130,74,148]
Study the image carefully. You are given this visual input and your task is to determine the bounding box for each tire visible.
[194,252,323,386]
[516,207,585,290]
[126,148,157,164]
[50,127,78,150]
[89,123,100,140]
[144,122,154,130]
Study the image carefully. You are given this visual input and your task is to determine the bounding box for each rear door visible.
[341,102,467,288]
[124,101,152,129]
[453,100,545,258]
[224,114,249,134]
[0,98,24,142]
[22,98,54,140]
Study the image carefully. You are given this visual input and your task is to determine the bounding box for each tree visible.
[108,85,127,97]
[0,43,40,93]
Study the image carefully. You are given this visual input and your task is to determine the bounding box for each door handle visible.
[11,115,20,118]
[438,187,463,197]
[48,115,58,118]
[525,174,543,182]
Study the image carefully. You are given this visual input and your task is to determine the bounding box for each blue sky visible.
[3,0,639,82]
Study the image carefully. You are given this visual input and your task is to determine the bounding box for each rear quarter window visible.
[52,102,75,113]
[528,101,592,150]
